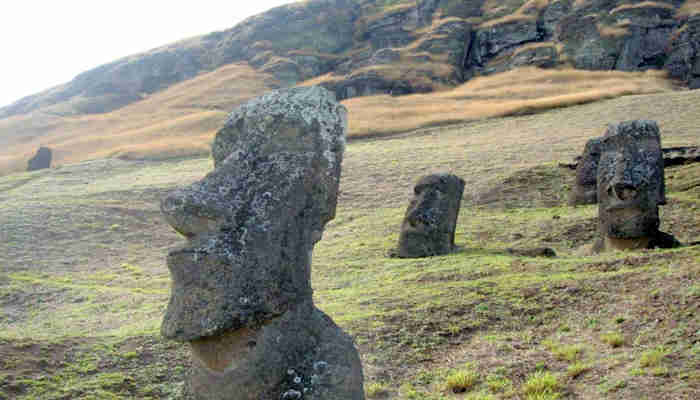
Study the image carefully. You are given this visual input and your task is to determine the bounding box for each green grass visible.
[1,90,699,399]
[445,363,480,392]
[522,371,561,399]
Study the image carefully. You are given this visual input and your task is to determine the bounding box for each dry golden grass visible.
[363,2,414,25]
[598,19,632,37]
[0,63,278,175]
[512,41,557,56]
[479,0,548,28]
[343,67,674,138]
[298,62,456,92]
[678,0,700,16]
[516,0,551,15]
[479,13,537,28]
[610,1,676,15]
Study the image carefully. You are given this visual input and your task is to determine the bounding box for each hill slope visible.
[1,0,699,175]
[0,89,698,399]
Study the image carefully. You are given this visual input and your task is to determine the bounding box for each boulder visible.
[396,173,465,258]
[593,120,680,253]
[161,86,363,399]
[27,146,52,171]
[469,18,542,71]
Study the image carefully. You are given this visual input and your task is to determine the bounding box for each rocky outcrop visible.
[27,146,52,171]
[469,17,542,74]
[161,86,363,399]
[666,15,700,89]
[2,0,700,120]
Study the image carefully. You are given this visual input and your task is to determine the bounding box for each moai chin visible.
[396,173,465,258]
[160,86,364,400]
[593,120,679,253]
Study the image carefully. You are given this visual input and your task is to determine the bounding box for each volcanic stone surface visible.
[160,86,363,399]
[593,120,680,253]
[569,137,603,206]
[27,146,52,171]
[396,173,465,258]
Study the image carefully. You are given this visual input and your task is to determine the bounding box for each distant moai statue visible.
[569,137,603,205]
[27,146,52,171]
[160,87,364,400]
[593,120,679,253]
[396,173,465,258]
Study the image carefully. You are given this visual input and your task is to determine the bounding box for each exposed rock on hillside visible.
[2,0,700,120]
[27,147,52,171]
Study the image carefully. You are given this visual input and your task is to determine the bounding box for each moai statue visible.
[160,86,364,400]
[27,146,52,171]
[569,137,603,206]
[593,120,680,253]
[396,173,465,258]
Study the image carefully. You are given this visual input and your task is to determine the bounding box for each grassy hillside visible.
[0,63,279,175]
[0,89,698,399]
[0,66,677,176]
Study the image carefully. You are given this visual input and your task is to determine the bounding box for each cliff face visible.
[2,0,699,119]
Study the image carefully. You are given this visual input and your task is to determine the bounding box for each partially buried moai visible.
[160,86,364,400]
[569,137,603,206]
[396,173,465,258]
[593,120,679,253]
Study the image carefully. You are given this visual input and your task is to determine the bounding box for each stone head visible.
[160,86,347,341]
[570,137,603,205]
[597,120,664,240]
[398,173,465,257]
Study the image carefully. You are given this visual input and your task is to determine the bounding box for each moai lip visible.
[160,86,364,399]
[397,173,465,258]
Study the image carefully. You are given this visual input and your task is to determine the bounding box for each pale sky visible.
[0,0,295,108]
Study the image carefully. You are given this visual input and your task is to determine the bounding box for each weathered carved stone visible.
[396,173,465,258]
[161,86,363,399]
[27,146,52,171]
[569,137,603,206]
[593,120,680,253]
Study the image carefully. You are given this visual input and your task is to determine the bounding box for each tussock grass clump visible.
[344,67,673,138]
[639,346,670,368]
[365,381,390,398]
[601,331,625,348]
[522,371,561,399]
[445,363,480,393]
[544,340,585,362]
[566,362,591,378]
[610,1,676,15]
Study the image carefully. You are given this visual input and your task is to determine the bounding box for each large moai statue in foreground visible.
[593,120,679,253]
[396,173,465,258]
[160,87,364,400]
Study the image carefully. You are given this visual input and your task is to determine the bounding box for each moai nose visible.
[610,182,638,201]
